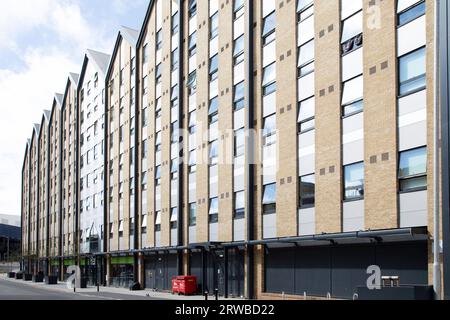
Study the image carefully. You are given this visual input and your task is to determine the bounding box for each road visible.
[0,278,159,300]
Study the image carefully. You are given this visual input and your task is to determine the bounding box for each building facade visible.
[21,0,445,300]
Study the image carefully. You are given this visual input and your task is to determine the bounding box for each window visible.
[189,151,197,173]
[209,140,219,165]
[209,55,219,81]
[341,11,363,44]
[209,198,219,223]
[342,75,363,107]
[234,81,245,110]
[344,162,364,200]
[171,160,179,180]
[141,172,148,190]
[142,108,148,127]
[297,40,314,77]
[263,114,277,146]
[262,63,276,95]
[155,64,162,83]
[172,12,179,34]
[155,132,162,152]
[234,35,245,65]
[143,44,149,64]
[262,183,276,215]
[299,174,315,207]
[156,30,163,50]
[398,1,425,26]
[298,96,315,132]
[142,139,148,159]
[155,166,162,186]
[188,111,197,134]
[210,12,219,39]
[234,129,245,157]
[343,99,363,117]
[234,0,245,19]
[262,11,276,45]
[170,208,178,229]
[189,203,197,226]
[399,147,427,192]
[341,11,363,55]
[189,0,197,17]
[297,0,313,13]
[155,212,162,232]
[188,32,197,57]
[172,48,179,71]
[209,97,219,121]
[399,47,426,96]
[234,191,245,219]
[186,71,197,90]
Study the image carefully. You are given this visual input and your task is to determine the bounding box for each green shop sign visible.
[64,259,75,266]
[111,256,134,265]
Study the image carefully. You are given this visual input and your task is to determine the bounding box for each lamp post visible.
[433,0,442,301]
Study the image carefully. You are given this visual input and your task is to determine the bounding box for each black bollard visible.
[204,291,209,300]
[214,288,219,301]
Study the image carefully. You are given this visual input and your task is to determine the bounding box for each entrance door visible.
[228,248,245,297]
[155,256,165,291]
[144,256,156,289]
[206,250,225,295]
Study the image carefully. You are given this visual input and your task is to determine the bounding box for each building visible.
[105,26,139,287]
[78,50,111,285]
[20,0,445,300]
[0,214,21,262]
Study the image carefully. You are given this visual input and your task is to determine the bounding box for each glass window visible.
[262,11,276,44]
[234,129,245,157]
[189,111,196,133]
[210,12,219,39]
[262,63,276,93]
[186,71,197,89]
[189,203,197,226]
[209,140,219,164]
[209,198,219,223]
[188,32,197,56]
[399,147,427,191]
[342,75,363,106]
[300,174,315,207]
[189,0,197,17]
[263,114,277,146]
[156,30,163,50]
[298,96,315,132]
[234,81,245,110]
[341,11,363,43]
[172,12,179,34]
[234,35,245,57]
[209,97,219,116]
[398,1,425,26]
[172,48,179,70]
[297,0,313,12]
[341,0,362,20]
[298,40,315,68]
[399,47,426,96]
[343,99,363,117]
[234,191,245,219]
[344,162,365,200]
[262,183,276,205]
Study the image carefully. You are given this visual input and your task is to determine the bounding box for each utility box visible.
[172,276,197,296]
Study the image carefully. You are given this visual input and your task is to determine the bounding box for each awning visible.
[247,227,429,248]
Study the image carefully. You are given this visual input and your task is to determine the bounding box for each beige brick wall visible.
[314,0,342,234]
[363,0,399,230]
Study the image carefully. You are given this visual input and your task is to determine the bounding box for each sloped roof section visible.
[43,110,51,122]
[55,93,64,108]
[120,26,139,47]
[69,73,79,87]
[87,49,111,76]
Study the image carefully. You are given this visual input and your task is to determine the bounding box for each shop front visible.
[109,256,134,288]
[144,252,179,291]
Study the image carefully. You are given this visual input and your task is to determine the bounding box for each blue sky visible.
[0,0,149,216]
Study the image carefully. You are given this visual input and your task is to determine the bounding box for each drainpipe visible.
[433,0,442,301]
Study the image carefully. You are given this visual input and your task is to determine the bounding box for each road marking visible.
[76,293,122,301]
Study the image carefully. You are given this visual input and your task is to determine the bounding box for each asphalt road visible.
[0,278,158,300]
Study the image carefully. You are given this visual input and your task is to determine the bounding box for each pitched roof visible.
[86,49,111,76]
[120,26,139,47]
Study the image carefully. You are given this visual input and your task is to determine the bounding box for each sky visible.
[0,0,149,216]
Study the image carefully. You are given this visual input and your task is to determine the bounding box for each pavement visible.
[0,274,244,301]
